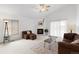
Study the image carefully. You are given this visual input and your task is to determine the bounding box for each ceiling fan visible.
[39,4,50,12]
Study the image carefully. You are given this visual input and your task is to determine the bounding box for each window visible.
[3,19,19,36]
[50,20,67,38]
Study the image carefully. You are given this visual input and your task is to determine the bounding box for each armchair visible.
[58,33,79,54]
[22,31,37,40]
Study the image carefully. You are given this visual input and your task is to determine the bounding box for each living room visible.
[0,4,79,54]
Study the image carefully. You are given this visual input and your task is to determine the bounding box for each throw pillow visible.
[71,39,79,44]
[75,35,79,39]
[27,31,30,34]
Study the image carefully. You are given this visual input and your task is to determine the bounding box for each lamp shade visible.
[4,20,8,23]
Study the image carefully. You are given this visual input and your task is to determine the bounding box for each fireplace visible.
[37,29,44,34]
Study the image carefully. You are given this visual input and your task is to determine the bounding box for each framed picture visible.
[37,29,44,34]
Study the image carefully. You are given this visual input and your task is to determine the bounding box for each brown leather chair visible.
[58,33,79,54]
[22,31,37,40]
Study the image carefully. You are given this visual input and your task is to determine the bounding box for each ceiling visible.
[0,4,67,19]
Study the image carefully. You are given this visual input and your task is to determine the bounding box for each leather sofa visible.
[22,31,37,40]
[58,33,79,54]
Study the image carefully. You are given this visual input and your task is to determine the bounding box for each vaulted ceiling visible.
[0,4,68,19]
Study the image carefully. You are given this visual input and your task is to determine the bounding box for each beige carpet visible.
[31,41,58,54]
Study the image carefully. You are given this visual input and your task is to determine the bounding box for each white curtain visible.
[8,20,19,35]
[50,20,67,38]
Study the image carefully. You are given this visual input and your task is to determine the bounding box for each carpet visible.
[31,41,58,54]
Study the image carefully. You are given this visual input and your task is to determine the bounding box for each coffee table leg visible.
[44,42,45,48]
[49,43,51,50]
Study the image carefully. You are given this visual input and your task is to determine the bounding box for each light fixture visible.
[4,20,8,23]
[3,20,9,43]
[39,4,50,12]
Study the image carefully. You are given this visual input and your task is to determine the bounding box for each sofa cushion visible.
[63,38,72,43]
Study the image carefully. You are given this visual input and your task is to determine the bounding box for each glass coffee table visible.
[44,36,57,50]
